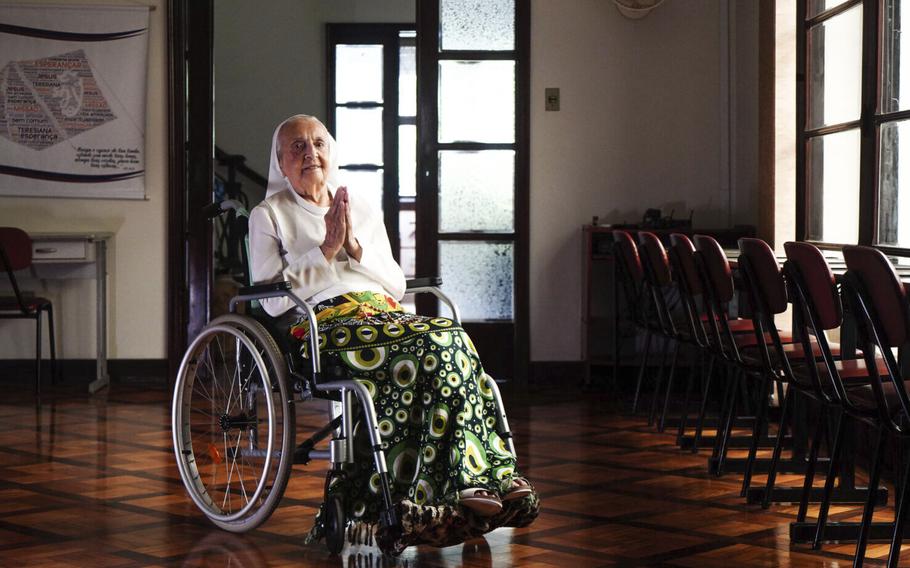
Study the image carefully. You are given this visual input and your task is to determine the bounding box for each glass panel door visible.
[328,24,418,288]
[417,0,528,382]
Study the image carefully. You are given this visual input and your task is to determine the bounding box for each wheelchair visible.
[171,199,522,555]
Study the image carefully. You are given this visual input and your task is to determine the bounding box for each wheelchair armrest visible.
[405,276,442,291]
[403,276,461,324]
[239,281,292,296]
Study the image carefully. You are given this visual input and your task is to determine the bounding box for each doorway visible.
[167,0,529,385]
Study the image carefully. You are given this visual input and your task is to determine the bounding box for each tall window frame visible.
[326,23,416,273]
[797,0,910,253]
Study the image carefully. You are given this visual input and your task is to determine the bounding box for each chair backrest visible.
[738,238,788,316]
[637,231,671,287]
[783,241,842,330]
[783,241,846,403]
[0,227,32,271]
[693,235,735,303]
[669,234,701,296]
[669,233,708,346]
[843,245,910,349]
[612,230,644,290]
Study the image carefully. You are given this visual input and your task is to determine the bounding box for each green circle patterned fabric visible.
[290,292,523,526]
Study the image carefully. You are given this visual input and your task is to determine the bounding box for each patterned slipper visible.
[459,488,503,516]
[502,477,533,501]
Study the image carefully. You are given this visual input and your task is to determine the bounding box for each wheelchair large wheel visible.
[172,314,295,532]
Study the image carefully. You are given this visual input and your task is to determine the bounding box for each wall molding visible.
[0,359,168,385]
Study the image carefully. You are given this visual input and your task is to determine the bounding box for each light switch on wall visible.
[545,87,560,111]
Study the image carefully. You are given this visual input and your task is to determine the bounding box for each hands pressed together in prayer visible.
[320,186,362,262]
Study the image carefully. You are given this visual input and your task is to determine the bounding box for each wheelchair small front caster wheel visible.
[324,495,346,555]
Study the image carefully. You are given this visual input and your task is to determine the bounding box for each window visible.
[798,0,910,249]
[327,24,417,277]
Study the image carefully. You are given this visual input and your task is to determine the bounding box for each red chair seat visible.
[0,296,51,312]
[701,315,755,333]
[832,357,890,380]
[734,331,795,348]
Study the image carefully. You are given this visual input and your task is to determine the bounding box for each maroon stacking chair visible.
[694,235,783,477]
[637,232,689,430]
[613,230,667,414]
[842,245,910,568]
[784,242,887,551]
[0,227,57,396]
[667,234,719,447]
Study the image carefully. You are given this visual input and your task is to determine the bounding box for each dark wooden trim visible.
[383,30,402,259]
[166,0,214,386]
[185,1,215,347]
[334,102,384,109]
[796,0,807,241]
[514,0,531,388]
[437,233,516,241]
[166,0,186,385]
[806,0,862,26]
[757,0,776,245]
[1,359,168,383]
[804,120,863,138]
[438,49,515,60]
[339,164,384,171]
[438,142,516,151]
[857,0,878,245]
[416,0,440,317]
[873,109,910,124]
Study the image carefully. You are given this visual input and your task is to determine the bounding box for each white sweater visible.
[248,187,406,317]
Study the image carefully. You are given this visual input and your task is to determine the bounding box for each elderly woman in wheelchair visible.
[172,114,538,555]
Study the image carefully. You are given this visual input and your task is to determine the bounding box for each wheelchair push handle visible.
[203,199,248,219]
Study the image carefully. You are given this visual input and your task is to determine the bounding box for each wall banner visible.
[0,4,149,199]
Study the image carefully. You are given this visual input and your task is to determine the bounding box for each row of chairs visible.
[611,230,910,567]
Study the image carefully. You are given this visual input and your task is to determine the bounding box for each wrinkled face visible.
[277,117,331,194]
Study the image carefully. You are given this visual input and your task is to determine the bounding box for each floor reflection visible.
[0,381,884,566]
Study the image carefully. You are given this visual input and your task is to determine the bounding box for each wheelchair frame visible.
[171,200,516,554]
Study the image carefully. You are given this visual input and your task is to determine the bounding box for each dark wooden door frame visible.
[167,0,214,383]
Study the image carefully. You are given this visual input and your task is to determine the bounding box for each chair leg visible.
[35,311,42,398]
[47,305,57,385]
[692,355,716,453]
[658,339,681,432]
[741,374,771,497]
[854,429,886,568]
[711,365,735,461]
[649,336,671,426]
[631,330,653,414]
[676,350,701,445]
[814,410,846,550]
[887,447,910,568]
[797,408,826,523]
[762,385,793,509]
[714,367,741,477]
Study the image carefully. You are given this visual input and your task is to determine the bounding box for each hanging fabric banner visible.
[0,4,149,199]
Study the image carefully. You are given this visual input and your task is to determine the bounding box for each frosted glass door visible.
[419,0,526,381]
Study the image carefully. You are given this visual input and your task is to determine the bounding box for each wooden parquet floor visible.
[0,382,907,567]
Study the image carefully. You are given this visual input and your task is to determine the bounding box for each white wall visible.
[0,0,168,360]
[529,0,759,360]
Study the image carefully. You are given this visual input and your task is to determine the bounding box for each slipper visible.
[459,488,502,516]
[502,477,533,502]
